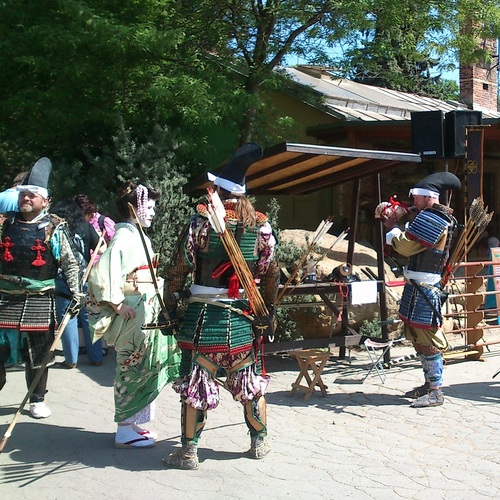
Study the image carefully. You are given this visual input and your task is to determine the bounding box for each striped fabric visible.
[177,301,254,355]
[406,209,451,247]
[0,293,56,331]
[399,283,442,329]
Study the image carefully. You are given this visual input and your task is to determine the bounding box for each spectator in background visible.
[51,199,105,368]
[73,194,115,357]
[485,236,500,317]
[0,171,28,214]
[73,194,116,245]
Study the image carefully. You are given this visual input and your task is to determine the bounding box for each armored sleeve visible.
[57,226,81,295]
[256,223,279,308]
[164,223,191,310]
[259,256,280,308]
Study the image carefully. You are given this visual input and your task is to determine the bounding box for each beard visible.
[19,204,34,213]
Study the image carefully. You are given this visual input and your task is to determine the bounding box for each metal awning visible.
[185,142,422,196]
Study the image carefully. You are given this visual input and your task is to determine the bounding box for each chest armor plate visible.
[1,216,58,280]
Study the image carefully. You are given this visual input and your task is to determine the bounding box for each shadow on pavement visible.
[446,380,500,404]
[267,389,409,411]
[0,422,178,479]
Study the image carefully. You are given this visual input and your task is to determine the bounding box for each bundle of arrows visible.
[206,187,268,317]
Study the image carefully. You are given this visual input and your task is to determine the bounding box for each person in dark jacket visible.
[51,199,104,368]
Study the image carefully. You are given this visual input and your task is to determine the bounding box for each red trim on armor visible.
[0,322,52,332]
[406,233,434,248]
[19,326,53,332]
[399,315,441,330]
[177,341,253,355]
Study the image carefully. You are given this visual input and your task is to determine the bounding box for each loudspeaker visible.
[411,111,444,158]
[444,110,482,158]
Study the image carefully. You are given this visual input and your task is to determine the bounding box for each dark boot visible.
[403,381,430,399]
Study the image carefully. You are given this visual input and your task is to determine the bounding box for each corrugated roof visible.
[284,66,500,121]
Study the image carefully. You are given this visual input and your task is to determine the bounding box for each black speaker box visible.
[411,111,444,158]
[444,110,482,158]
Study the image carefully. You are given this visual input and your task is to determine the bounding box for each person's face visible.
[18,191,49,220]
[412,194,435,211]
[139,199,156,228]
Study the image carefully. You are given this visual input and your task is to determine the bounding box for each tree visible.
[50,118,194,267]
[0,0,221,175]
[2,0,500,187]
[336,1,459,98]
[332,0,500,99]
[170,0,364,144]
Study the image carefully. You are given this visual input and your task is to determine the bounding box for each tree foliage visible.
[169,0,364,142]
[0,0,220,178]
[49,119,194,268]
[2,0,500,194]
[333,0,500,99]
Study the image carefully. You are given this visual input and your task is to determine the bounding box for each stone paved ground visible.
[1,329,500,499]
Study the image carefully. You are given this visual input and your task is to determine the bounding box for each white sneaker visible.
[29,402,51,419]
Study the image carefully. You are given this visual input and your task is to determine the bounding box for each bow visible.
[127,202,174,328]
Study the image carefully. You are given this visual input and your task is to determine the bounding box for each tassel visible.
[0,237,14,262]
[31,239,46,267]
[260,340,267,377]
[227,273,240,299]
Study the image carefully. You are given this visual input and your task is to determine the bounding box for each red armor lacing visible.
[0,237,14,262]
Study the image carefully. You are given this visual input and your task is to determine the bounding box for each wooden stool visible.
[288,349,330,400]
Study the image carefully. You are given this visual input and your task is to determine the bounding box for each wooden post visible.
[465,263,485,360]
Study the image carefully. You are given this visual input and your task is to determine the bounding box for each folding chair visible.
[361,338,393,383]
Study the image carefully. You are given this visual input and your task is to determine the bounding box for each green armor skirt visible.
[177,300,254,355]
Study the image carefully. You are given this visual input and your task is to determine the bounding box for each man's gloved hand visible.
[160,310,178,336]
[252,306,276,342]
[68,293,85,318]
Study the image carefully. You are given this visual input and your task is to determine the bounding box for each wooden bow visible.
[127,202,173,326]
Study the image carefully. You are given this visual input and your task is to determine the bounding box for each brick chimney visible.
[460,38,498,112]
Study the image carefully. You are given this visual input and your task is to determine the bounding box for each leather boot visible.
[164,444,199,470]
[248,436,271,459]
[410,388,444,408]
[403,381,430,399]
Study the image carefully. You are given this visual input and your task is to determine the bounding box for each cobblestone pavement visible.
[1,333,500,499]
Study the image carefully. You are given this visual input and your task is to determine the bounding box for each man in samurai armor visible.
[0,158,82,418]
[163,143,280,469]
[377,172,461,408]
